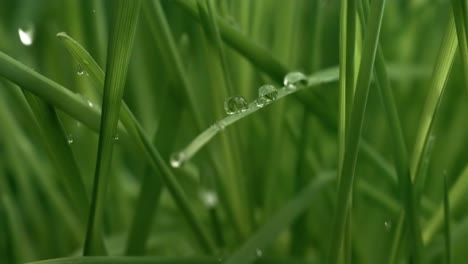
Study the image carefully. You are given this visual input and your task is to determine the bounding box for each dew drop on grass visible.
[77,64,85,76]
[284,71,307,91]
[67,134,74,145]
[256,248,263,257]
[114,133,119,141]
[256,84,278,107]
[384,220,392,231]
[199,190,218,209]
[18,27,34,46]
[224,95,248,115]
[170,152,185,168]
[87,100,94,108]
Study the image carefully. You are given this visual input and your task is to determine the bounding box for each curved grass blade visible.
[357,0,423,262]
[174,0,288,83]
[223,172,335,264]
[326,0,386,263]
[56,33,215,253]
[83,0,142,255]
[390,14,457,263]
[171,67,339,166]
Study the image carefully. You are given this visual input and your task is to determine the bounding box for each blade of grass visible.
[390,13,457,263]
[171,67,339,165]
[338,0,357,261]
[326,0,386,263]
[223,172,335,264]
[56,32,215,253]
[443,171,451,264]
[83,0,142,255]
[174,0,288,83]
[358,0,423,262]
[423,165,468,243]
[451,0,468,92]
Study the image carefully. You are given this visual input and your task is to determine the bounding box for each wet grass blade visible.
[56,32,215,254]
[83,0,142,255]
[223,172,334,264]
[326,0,386,263]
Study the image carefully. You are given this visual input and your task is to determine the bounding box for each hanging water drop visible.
[18,27,34,46]
[255,248,263,257]
[384,220,392,232]
[114,133,119,141]
[77,64,85,76]
[284,72,307,91]
[199,190,218,209]
[256,84,278,107]
[224,95,248,115]
[170,152,185,168]
[67,134,74,145]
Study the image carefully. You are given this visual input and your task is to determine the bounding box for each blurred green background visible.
[0,0,467,263]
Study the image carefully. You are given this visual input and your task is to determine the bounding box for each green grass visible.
[0,0,468,264]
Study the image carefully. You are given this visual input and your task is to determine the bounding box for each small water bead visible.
[255,248,263,257]
[284,71,308,91]
[18,27,34,46]
[77,64,85,76]
[87,100,94,108]
[67,134,74,145]
[384,220,392,232]
[256,84,278,107]
[200,190,218,209]
[114,134,119,141]
[170,152,185,168]
[224,95,248,115]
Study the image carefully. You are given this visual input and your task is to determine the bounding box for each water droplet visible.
[200,190,218,209]
[224,96,248,115]
[114,134,119,141]
[256,84,278,107]
[284,72,307,90]
[67,134,74,145]
[255,248,263,257]
[87,100,94,108]
[384,220,392,231]
[170,152,185,168]
[18,27,34,46]
[77,64,85,76]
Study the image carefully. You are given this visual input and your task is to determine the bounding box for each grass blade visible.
[358,0,423,261]
[56,32,215,254]
[423,165,468,243]
[83,0,142,255]
[451,0,468,92]
[326,0,386,263]
[223,172,334,264]
[171,67,339,165]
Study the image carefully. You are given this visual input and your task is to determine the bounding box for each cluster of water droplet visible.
[169,71,308,169]
[223,71,307,115]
